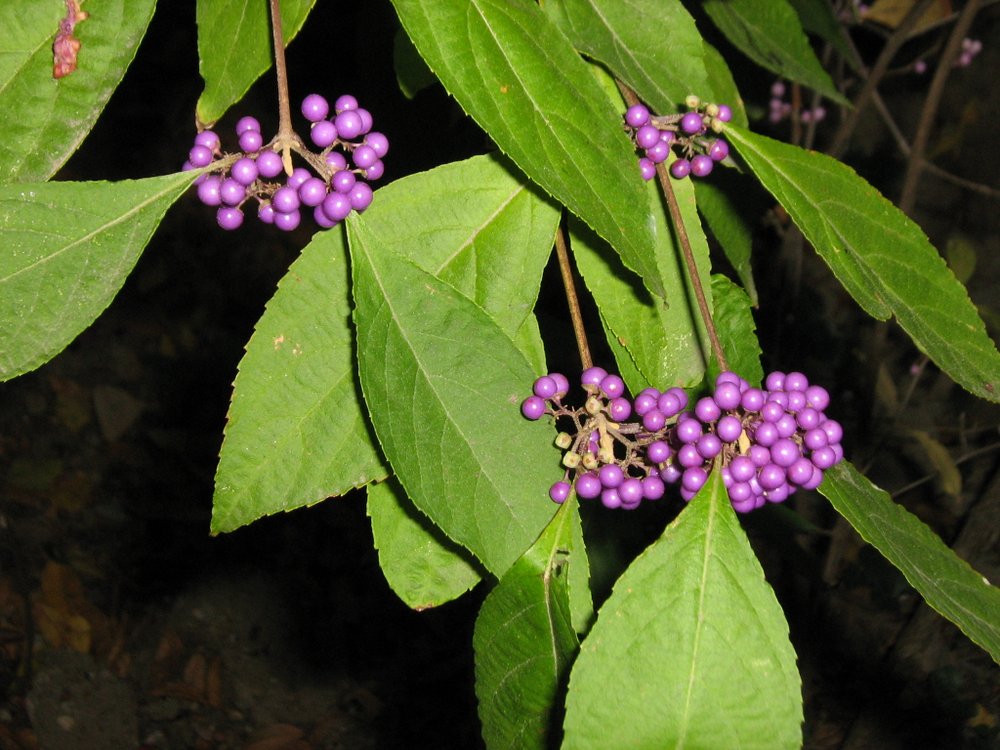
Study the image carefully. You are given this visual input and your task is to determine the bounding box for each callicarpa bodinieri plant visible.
[1,0,998,747]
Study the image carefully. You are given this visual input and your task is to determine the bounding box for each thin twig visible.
[829,0,937,158]
[269,0,295,174]
[617,82,727,372]
[899,0,982,213]
[554,224,592,371]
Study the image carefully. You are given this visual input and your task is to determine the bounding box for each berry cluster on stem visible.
[623,95,732,181]
[522,367,844,513]
[183,93,388,231]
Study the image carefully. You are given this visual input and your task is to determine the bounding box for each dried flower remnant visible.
[53,0,89,79]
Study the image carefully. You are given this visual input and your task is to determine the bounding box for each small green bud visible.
[555,432,573,449]
[582,452,599,470]
[562,451,581,469]
[685,94,701,110]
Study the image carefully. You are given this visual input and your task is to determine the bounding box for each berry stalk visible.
[554,224,593,371]
[617,82,728,373]
[269,0,297,174]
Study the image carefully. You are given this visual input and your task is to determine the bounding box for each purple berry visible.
[646,440,671,464]
[716,414,743,443]
[657,392,682,417]
[601,488,622,509]
[298,177,328,207]
[729,455,756,482]
[364,160,385,181]
[670,159,691,179]
[609,397,632,421]
[598,464,624,489]
[696,433,723,459]
[256,151,284,178]
[678,444,703,468]
[231,157,259,186]
[708,139,730,161]
[236,116,261,134]
[642,409,666,432]
[675,417,702,443]
[521,396,546,420]
[197,176,223,206]
[355,108,373,135]
[313,205,338,228]
[549,481,571,504]
[695,397,721,423]
[352,145,378,170]
[645,140,671,164]
[287,167,312,189]
[758,463,786,491]
[820,419,843,444]
[321,193,352,223]
[325,151,348,171]
[272,185,300,214]
[784,371,809,392]
[365,132,390,158]
[765,371,786,391]
[625,104,650,128]
[636,124,660,149]
[741,388,765,412]
[334,110,364,140]
[301,93,330,122]
[681,467,708,493]
[274,209,301,232]
[238,130,264,152]
[641,475,665,500]
[533,375,558,398]
[618,478,643,505]
[770,438,801,467]
[638,158,656,181]
[600,374,625,398]
[310,120,338,149]
[581,367,608,387]
[634,392,658,416]
[716,104,733,122]
[335,94,358,113]
[257,203,275,224]
[348,182,374,212]
[549,373,570,397]
[787,457,814,486]
[331,170,357,194]
[811,447,838,470]
[680,111,704,134]
[690,154,713,177]
[194,130,220,151]
[575,473,602,499]
[188,145,214,168]
[805,385,830,411]
[714,381,742,410]
[216,206,243,230]
[219,178,246,206]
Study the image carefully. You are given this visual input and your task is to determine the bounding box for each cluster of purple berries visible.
[521,367,844,513]
[768,81,826,125]
[623,95,732,181]
[183,94,388,231]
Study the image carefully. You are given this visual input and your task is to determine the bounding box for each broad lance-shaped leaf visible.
[341,153,559,341]
[389,0,662,298]
[368,478,483,610]
[726,124,1000,402]
[544,0,746,127]
[211,227,387,535]
[0,0,156,183]
[703,0,848,105]
[711,274,763,387]
[0,173,196,381]
[348,216,558,576]
[821,462,1000,662]
[563,470,802,750]
[572,161,712,394]
[475,496,582,750]
[196,0,315,126]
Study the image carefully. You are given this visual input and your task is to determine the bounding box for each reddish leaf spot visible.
[53,0,89,79]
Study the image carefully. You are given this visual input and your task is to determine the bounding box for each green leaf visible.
[348,217,559,576]
[821,462,1000,661]
[368,477,483,609]
[703,0,848,105]
[711,274,763,386]
[393,28,437,99]
[196,0,316,127]
[474,496,581,749]
[701,40,748,128]
[349,154,559,340]
[694,175,762,305]
[544,0,704,110]
[211,227,387,534]
[563,470,802,749]
[787,0,859,71]
[0,173,195,381]
[389,0,661,298]
[0,0,157,183]
[726,124,1000,402]
[571,166,712,393]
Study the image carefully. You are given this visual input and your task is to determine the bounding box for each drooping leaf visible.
[348,153,559,340]
[211,227,387,534]
[787,0,859,70]
[572,164,712,394]
[368,477,483,609]
[196,0,316,126]
[0,0,157,183]
[392,28,437,99]
[711,274,763,386]
[703,0,848,105]
[348,217,558,576]
[0,173,196,381]
[389,0,661,298]
[726,124,1000,402]
[695,174,763,305]
[475,496,581,749]
[563,470,802,749]
[821,462,1000,662]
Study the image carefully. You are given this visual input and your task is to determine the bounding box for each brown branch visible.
[554,225,592,371]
